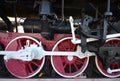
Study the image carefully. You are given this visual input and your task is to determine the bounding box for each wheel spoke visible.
[73,64,79,71]
[28,63,34,73]
[59,43,66,51]
[31,61,40,67]
[75,59,84,65]
[63,63,67,68]
[55,56,65,74]
[16,39,23,50]
[68,64,72,73]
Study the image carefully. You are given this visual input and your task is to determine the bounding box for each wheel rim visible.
[51,37,89,78]
[5,36,45,78]
[95,38,120,78]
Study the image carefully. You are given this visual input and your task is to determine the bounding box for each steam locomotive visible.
[0,0,120,78]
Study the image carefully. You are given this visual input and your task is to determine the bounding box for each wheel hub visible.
[67,55,73,61]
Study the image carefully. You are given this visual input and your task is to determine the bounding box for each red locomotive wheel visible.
[5,36,45,78]
[51,37,89,78]
[95,38,120,78]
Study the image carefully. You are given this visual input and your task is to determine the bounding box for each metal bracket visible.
[69,16,120,44]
